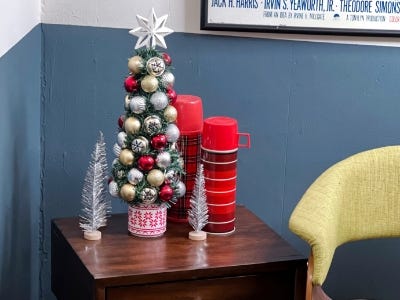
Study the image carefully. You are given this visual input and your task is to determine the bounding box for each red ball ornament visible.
[118,115,125,128]
[159,184,174,201]
[162,53,172,66]
[124,76,138,93]
[166,88,177,104]
[151,134,167,150]
[137,155,155,171]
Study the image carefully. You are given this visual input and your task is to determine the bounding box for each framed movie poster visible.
[201,0,400,36]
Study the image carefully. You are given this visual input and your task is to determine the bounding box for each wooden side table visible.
[52,206,307,300]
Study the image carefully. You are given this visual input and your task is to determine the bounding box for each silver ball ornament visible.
[156,152,171,169]
[127,168,144,185]
[160,71,175,88]
[165,123,180,142]
[165,169,178,182]
[176,181,186,198]
[129,96,147,114]
[146,57,165,77]
[140,187,158,204]
[117,131,127,147]
[108,180,119,197]
[124,95,131,110]
[131,136,149,153]
[113,143,121,157]
[143,115,162,135]
[150,92,169,110]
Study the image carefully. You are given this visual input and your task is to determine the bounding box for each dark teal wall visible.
[38,24,400,299]
[6,22,400,300]
[0,25,41,299]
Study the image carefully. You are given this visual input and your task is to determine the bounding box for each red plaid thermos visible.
[201,116,251,234]
[168,95,203,222]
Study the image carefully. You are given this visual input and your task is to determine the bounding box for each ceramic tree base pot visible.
[128,204,167,238]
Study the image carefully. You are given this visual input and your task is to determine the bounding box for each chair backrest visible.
[289,145,400,286]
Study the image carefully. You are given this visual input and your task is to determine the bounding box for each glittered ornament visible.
[124,116,141,134]
[129,96,147,114]
[131,136,149,153]
[162,52,172,66]
[113,143,121,157]
[151,134,167,150]
[159,184,174,201]
[166,88,177,104]
[156,152,171,169]
[143,115,162,135]
[160,71,175,88]
[165,169,178,182]
[108,180,119,197]
[150,92,169,110]
[120,183,136,202]
[128,56,144,74]
[147,169,165,187]
[176,181,186,197]
[163,105,177,122]
[119,149,135,166]
[138,155,155,171]
[146,57,165,77]
[117,131,127,147]
[141,75,158,93]
[127,168,144,185]
[140,187,157,204]
[165,123,180,142]
[118,114,125,128]
[124,76,138,92]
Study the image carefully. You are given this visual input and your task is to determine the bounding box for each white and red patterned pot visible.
[128,204,167,238]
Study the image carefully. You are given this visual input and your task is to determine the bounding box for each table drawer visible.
[107,272,295,300]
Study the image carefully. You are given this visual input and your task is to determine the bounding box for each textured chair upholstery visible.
[289,146,400,292]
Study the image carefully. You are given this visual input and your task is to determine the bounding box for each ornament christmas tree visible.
[108,9,185,237]
[188,164,208,241]
[80,131,110,240]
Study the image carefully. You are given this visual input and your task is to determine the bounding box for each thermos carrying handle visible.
[238,133,251,148]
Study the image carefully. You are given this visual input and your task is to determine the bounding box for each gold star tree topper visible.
[129,8,174,49]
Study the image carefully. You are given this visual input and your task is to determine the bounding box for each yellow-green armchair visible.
[289,146,400,300]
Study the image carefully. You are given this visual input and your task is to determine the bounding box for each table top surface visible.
[52,206,305,284]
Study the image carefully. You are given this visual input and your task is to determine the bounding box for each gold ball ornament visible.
[164,105,177,122]
[124,117,141,134]
[141,75,158,93]
[119,149,135,166]
[146,169,165,187]
[120,183,136,202]
[128,56,144,74]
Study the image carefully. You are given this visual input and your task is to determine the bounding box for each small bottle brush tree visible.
[108,9,186,210]
[188,164,208,240]
[80,131,111,240]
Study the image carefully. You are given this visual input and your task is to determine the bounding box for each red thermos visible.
[201,116,251,234]
[168,95,203,222]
